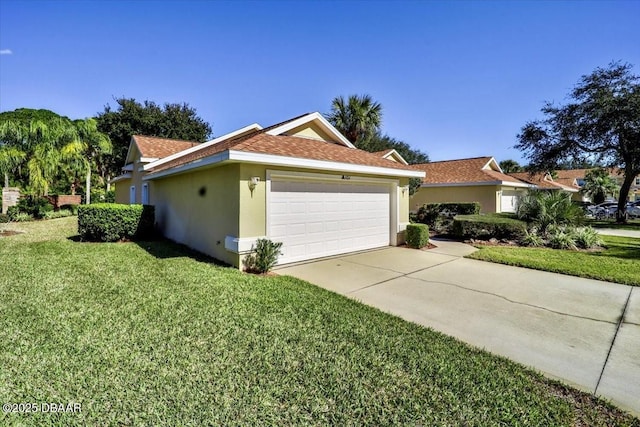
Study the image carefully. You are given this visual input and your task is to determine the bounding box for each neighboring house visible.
[372,149,409,165]
[554,168,640,202]
[112,112,424,268]
[410,157,531,213]
[112,135,200,204]
[508,172,580,199]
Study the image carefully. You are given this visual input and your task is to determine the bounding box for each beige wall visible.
[284,122,335,142]
[147,162,413,268]
[150,164,241,266]
[114,180,131,204]
[411,185,500,213]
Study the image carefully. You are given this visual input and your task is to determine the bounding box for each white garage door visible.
[501,190,519,213]
[268,179,391,264]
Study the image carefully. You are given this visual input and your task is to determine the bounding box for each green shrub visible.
[520,229,544,247]
[14,212,34,222]
[0,213,10,223]
[453,214,527,240]
[60,204,79,215]
[406,223,429,249]
[105,189,116,203]
[16,196,53,219]
[547,226,578,250]
[44,209,73,220]
[517,190,584,232]
[243,238,283,273]
[78,204,155,242]
[415,203,481,226]
[7,206,19,221]
[573,226,603,249]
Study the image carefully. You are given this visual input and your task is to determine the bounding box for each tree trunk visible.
[106,174,111,192]
[85,168,91,205]
[616,171,637,223]
[4,172,8,188]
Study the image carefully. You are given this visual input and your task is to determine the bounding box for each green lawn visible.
[588,219,640,230]
[1,218,638,426]
[468,235,640,286]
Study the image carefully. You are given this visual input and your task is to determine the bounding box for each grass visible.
[468,235,640,286]
[588,219,640,230]
[1,218,638,426]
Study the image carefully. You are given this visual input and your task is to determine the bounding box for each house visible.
[508,172,580,197]
[410,157,531,213]
[554,168,640,202]
[112,112,425,268]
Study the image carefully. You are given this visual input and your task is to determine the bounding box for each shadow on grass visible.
[67,234,230,267]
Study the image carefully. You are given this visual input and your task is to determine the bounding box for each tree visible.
[499,159,523,173]
[0,120,27,187]
[62,119,112,204]
[326,94,382,144]
[582,168,619,204]
[515,62,640,222]
[25,119,77,196]
[96,98,212,181]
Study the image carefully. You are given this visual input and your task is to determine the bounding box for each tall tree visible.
[499,159,523,173]
[515,62,640,222]
[0,120,27,187]
[62,119,112,204]
[582,168,619,204]
[96,98,212,180]
[326,94,382,144]
[25,119,76,196]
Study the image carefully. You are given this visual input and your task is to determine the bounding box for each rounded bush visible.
[78,203,155,242]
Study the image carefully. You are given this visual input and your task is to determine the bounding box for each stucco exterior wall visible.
[150,164,241,266]
[114,180,131,204]
[284,122,334,142]
[410,185,500,213]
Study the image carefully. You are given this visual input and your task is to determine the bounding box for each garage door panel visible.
[269,178,391,264]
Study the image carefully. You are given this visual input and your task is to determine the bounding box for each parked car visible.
[593,202,618,219]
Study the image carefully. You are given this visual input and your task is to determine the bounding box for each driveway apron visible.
[276,240,640,416]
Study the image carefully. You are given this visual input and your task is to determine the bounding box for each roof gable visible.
[265,112,354,148]
[126,135,200,164]
[373,149,409,165]
[412,156,526,186]
[508,172,579,192]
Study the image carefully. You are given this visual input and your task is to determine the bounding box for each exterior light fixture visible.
[248,176,261,192]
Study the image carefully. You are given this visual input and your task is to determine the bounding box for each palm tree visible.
[582,168,619,204]
[499,159,523,173]
[25,119,76,196]
[326,94,382,144]
[0,120,27,188]
[62,118,112,204]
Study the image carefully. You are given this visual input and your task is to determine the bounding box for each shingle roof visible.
[509,172,579,192]
[149,132,417,174]
[133,135,200,159]
[411,157,524,185]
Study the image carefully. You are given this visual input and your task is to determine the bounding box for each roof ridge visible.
[415,156,492,166]
[133,134,202,144]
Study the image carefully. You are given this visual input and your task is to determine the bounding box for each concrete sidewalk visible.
[597,228,640,238]
[276,241,639,416]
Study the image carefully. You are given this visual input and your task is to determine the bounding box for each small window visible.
[141,184,149,205]
[635,177,640,186]
[129,186,136,204]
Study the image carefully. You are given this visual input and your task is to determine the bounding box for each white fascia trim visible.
[144,151,230,181]
[110,173,132,183]
[140,157,159,163]
[483,157,503,173]
[382,149,409,165]
[122,164,134,172]
[398,222,410,232]
[225,235,266,254]
[267,169,400,185]
[266,112,355,148]
[124,137,137,164]
[230,151,425,178]
[143,123,263,171]
[421,181,532,188]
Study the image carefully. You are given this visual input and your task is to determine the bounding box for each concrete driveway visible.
[276,239,640,416]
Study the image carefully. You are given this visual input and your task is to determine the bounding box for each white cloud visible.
[0,49,13,55]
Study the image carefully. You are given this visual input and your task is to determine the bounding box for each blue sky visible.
[1,1,638,164]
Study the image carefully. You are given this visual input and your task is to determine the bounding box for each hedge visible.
[78,204,155,242]
[452,214,526,240]
[414,203,481,226]
[406,223,429,249]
